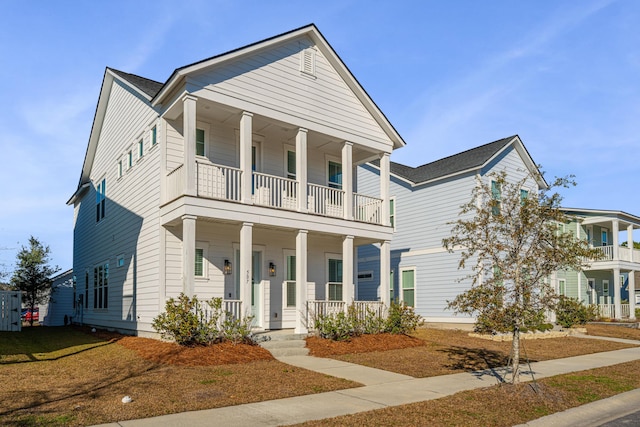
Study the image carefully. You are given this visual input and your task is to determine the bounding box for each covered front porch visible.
[159,217,392,333]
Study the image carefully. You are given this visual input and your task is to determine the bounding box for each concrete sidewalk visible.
[96,339,640,427]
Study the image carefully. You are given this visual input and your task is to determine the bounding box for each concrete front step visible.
[257,330,310,357]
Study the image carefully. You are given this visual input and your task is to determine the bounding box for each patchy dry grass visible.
[306,328,637,377]
[586,323,640,341]
[298,359,640,427]
[0,327,357,426]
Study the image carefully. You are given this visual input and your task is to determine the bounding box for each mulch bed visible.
[306,333,425,356]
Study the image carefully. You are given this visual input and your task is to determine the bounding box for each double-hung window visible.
[285,254,296,308]
[93,263,108,309]
[327,258,343,301]
[196,128,205,156]
[96,178,106,222]
[401,268,415,307]
[328,161,342,189]
[195,248,204,277]
[491,180,501,215]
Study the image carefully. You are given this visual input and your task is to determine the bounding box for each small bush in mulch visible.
[306,333,425,357]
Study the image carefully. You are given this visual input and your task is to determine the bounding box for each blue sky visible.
[1,0,639,273]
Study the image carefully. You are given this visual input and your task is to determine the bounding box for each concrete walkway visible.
[96,336,640,427]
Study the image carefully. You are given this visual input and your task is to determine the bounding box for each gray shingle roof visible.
[109,68,163,98]
[382,136,516,185]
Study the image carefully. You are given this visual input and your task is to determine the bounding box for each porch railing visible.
[307,183,344,218]
[591,245,614,261]
[306,300,387,329]
[197,162,242,202]
[252,172,298,210]
[166,164,185,202]
[224,299,243,320]
[590,303,631,319]
[353,193,382,224]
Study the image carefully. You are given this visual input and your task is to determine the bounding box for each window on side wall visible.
[491,180,501,215]
[93,263,108,309]
[520,188,529,205]
[285,254,296,308]
[401,268,415,307]
[151,126,157,146]
[138,139,144,158]
[196,128,205,157]
[390,197,396,230]
[96,178,106,222]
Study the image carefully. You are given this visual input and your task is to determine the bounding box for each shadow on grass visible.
[0,326,122,365]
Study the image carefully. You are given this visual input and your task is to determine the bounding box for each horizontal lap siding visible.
[73,79,160,332]
[165,119,183,171]
[191,38,389,145]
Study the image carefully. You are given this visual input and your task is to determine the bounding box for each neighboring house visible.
[356,135,546,324]
[41,269,75,326]
[67,25,404,336]
[556,209,639,320]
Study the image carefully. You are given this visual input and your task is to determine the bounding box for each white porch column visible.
[240,222,253,317]
[629,270,636,320]
[614,267,622,319]
[342,142,353,220]
[296,128,308,213]
[576,225,582,302]
[182,214,197,297]
[612,220,619,259]
[380,240,391,306]
[182,95,197,196]
[628,225,634,261]
[343,235,354,303]
[380,153,390,226]
[240,112,253,204]
[295,230,308,334]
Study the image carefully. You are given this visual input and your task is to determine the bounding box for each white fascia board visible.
[66,182,90,205]
[482,136,547,189]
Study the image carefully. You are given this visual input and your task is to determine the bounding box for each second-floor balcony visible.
[588,245,640,264]
[166,160,384,225]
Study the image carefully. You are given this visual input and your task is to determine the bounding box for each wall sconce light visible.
[268,262,276,277]
[223,259,232,275]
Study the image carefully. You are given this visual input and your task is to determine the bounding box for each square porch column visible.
[630,270,636,320]
[182,214,197,297]
[380,153,390,226]
[342,142,353,220]
[380,240,391,306]
[612,220,619,259]
[240,112,253,205]
[296,128,308,213]
[343,235,354,303]
[240,222,253,317]
[295,230,308,334]
[614,267,622,319]
[182,94,197,197]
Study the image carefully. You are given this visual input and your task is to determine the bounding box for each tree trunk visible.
[511,326,520,383]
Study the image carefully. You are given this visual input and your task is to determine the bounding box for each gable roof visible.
[374,135,547,188]
[109,69,163,98]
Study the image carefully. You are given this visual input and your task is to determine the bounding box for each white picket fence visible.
[0,291,22,332]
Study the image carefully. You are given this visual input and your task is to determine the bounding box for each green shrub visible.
[555,296,596,328]
[313,301,423,341]
[152,293,254,346]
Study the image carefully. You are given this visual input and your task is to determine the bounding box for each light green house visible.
[557,208,639,320]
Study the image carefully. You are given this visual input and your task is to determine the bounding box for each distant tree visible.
[443,170,603,383]
[621,241,640,250]
[10,236,60,326]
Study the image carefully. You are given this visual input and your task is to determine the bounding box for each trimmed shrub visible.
[555,296,596,328]
[152,293,254,346]
[385,302,423,334]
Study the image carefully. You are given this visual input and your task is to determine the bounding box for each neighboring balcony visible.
[587,245,640,264]
[165,160,384,225]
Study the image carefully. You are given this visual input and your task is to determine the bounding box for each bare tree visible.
[443,170,602,383]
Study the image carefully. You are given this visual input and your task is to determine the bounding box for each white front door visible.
[588,278,596,304]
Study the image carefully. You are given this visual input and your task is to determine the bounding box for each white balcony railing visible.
[252,172,298,210]
[354,193,383,224]
[197,162,242,202]
[591,303,631,319]
[307,183,344,218]
[586,245,640,264]
[166,164,185,202]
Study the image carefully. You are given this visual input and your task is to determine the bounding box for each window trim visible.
[95,178,106,223]
[196,121,210,158]
[558,278,566,296]
[93,261,109,310]
[117,254,125,268]
[195,241,208,279]
[491,180,501,215]
[326,155,342,189]
[325,253,343,301]
[389,196,396,231]
[138,138,144,159]
[283,249,296,309]
[400,266,416,307]
[151,125,157,146]
[284,145,296,180]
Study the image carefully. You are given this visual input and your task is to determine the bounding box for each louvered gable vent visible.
[300,47,316,77]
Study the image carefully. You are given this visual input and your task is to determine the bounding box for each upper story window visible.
[196,128,205,156]
[390,197,396,230]
[138,139,144,158]
[96,178,106,222]
[328,161,342,189]
[520,189,529,204]
[118,160,123,178]
[128,150,133,168]
[151,126,157,146]
[286,150,296,180]
[602,230,608,246]
[491,180,501,215]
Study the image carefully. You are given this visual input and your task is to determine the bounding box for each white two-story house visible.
[67,25,404,336]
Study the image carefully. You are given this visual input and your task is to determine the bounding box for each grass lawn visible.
[1,323,638,426]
